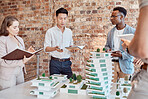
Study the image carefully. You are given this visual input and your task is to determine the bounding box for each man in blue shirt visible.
[105,7,135,83]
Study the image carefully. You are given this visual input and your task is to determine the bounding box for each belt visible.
[112,59,119,62]
[141,63,148,70]
[51,56,70,62]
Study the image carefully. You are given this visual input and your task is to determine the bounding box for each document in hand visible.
[65,46,84,50]
[118,34,134,41]
[2,48,43,60]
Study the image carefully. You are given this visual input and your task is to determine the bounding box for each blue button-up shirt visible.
[105,25,136,74]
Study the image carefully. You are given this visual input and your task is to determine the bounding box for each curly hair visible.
[113,7,127,17]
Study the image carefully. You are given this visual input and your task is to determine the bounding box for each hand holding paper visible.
[118,34,134,41]
[121,39,130,51]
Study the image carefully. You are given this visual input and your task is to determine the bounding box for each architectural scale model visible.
[85,50,114,99]
[30,74,67,99]
[60,73,88,95]
[114,76,132,99]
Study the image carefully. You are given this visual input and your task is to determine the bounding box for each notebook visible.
[2,48,43,60]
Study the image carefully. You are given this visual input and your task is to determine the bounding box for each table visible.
[0,81,90,99]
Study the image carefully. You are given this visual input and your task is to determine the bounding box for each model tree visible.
[69,77,73,83]
[103,48,106,52]
[37,75,41,80]
[116,91,120,96]
[42,73,45,77]
[73,73,77,81]
[49,76,52,79]
[97,48,100,52]
[77,75,82,82]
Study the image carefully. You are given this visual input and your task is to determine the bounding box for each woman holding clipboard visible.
[0,16,35,90]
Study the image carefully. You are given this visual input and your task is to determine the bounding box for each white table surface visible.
[0,81,91,99]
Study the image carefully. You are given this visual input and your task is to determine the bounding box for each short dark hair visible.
[0,16,18,36]
[56,7,68,17]
[113,7,127,17]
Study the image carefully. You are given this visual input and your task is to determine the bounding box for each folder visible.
[2,48,43,60]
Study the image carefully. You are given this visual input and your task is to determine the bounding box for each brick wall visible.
[0,0,139,81]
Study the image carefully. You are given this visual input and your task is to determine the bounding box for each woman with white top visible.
[121,0,148,98]
[0,16,34,90]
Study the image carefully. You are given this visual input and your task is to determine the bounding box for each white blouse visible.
[0,36,25,80]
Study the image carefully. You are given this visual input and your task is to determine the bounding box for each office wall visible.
[0,0,139,81]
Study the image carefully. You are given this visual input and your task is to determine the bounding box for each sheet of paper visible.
[65,46,84,50]
[118,34,134,41]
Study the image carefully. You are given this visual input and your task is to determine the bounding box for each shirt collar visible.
[55,25,66,32]
[115,24,127,30]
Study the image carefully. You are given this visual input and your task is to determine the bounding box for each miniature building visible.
[30,52,117,99]
[60,74,88,95]
[30,74,67,99]
[86,52,114,99]
[114,77,132,99]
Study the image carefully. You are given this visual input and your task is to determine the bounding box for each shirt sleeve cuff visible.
[139,0,148,9]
